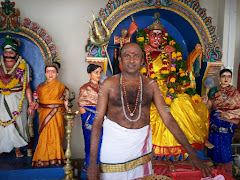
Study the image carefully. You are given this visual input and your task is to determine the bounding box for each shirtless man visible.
[87,42,212,180]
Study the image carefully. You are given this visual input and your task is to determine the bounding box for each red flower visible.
[143,28,148,34]
[149,63,153,69]
[4,74,11,79]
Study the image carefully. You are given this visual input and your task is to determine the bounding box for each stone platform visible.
[0,151,65,180]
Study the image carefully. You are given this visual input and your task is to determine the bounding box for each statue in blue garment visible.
[78,64,103,171]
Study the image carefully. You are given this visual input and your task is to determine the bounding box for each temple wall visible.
[15,0,236,158]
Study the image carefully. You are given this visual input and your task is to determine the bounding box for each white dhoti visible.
[100,116,153,180]
[0,92,29,153]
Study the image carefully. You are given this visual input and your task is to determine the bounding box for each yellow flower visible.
[170,67,176,72]
[137,37,145,42]
[183,80,186,85]
[170,77,176,83]
[161,70,169,74]
[179,68,183,73]
[150,73,156,79]
[165,97,172,105]
[176,52,182,56]
[172,52,176,59]
[180,72,185,77]
[139,67,147,74]
[192,94,202,103]
[169,40,176,46]
[177,56,182,61]
[169,88,175,93]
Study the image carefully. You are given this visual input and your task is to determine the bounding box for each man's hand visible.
[188,154,213,177]
[87,163,100,180]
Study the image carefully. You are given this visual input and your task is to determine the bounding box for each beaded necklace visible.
[120,73,142,122]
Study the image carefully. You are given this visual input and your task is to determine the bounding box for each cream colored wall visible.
[15,0,228,158]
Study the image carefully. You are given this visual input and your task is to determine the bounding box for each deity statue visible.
[129,13,209,161]
[78,64,103,171]
[0,35,34,158]
[32,62,69,167]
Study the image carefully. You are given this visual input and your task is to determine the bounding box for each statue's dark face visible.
[3,49,17,61]
[3,49,18,68]
[149,29,163,49]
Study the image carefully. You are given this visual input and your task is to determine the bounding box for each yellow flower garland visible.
[0,59,27,127]
[0,60,26,95]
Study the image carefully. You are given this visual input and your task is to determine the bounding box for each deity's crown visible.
[1,35,20,52]
[147,13,164,32]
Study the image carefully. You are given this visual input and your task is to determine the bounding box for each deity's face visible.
[88,67,102,84]
[3,49,18,68]
[45,67,58,83]
[149,29,163,49]
[119,43,143,75]
[219,71,232,88]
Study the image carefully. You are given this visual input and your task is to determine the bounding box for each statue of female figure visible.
[202,69,240,165]
[32,62,68,167]
[78,64,103,171]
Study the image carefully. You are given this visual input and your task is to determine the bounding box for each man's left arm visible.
[151,81,212,177]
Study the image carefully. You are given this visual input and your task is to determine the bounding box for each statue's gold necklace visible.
[120,73,142,122]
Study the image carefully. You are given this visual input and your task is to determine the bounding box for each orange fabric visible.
[32,80,66,167]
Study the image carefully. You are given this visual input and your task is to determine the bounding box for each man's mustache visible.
[3,55,17,60]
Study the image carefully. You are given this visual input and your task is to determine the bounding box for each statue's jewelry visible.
[220,85,231,101]
[0,59,27,127]
[120,73,142,122]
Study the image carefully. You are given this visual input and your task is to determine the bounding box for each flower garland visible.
[137,29,199,106]
[0,59,27,127]
[0,59,26,95]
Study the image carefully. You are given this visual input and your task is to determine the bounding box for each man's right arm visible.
[87,80,109,180]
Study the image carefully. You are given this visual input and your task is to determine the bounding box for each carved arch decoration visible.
[97,0,221,61]
[0,0,59,65]
[87,0,223,94]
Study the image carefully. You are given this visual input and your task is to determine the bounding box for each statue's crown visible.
[147,13,164,31]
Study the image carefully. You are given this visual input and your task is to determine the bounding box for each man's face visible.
[45,67,58,83]
[88,67,102,84]
[3,49,17,62]
[119,43,143,74]
[149,29,163,48]
[219,71,232,87]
